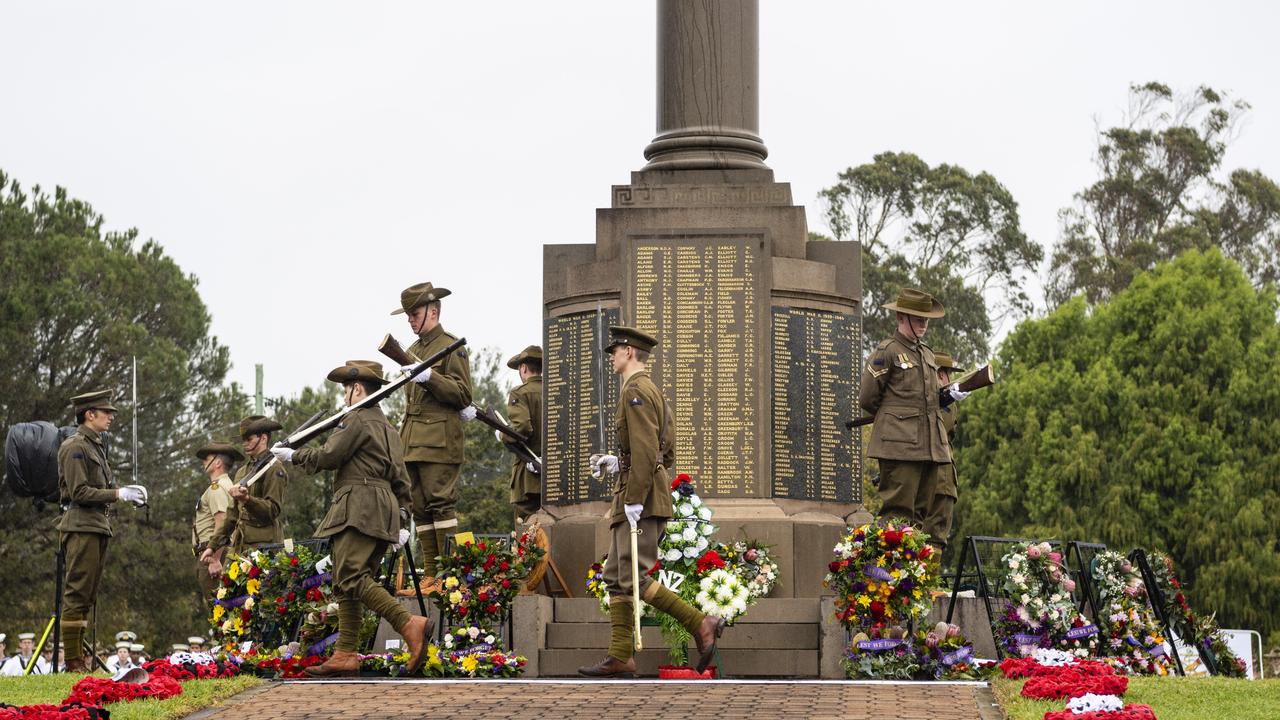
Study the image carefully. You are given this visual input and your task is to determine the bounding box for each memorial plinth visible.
[539,1,865,600]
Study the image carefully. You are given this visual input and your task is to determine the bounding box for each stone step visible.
[553,597,820,624]
[539,648,819,678]
[546,621,818,650]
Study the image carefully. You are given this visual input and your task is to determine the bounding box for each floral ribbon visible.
[215,595,250,608]
[1065,624,1099,640]
[305,632,339,657]
[855,638,901,651]
[301,572,332,590]
[941,645,973,665]
[862,566,893,582]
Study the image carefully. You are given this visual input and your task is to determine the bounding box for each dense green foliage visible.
[953,249,1280,638]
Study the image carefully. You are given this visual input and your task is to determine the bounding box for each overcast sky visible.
[4,1,1278,401]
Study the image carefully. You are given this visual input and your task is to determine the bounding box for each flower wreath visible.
[1147,550,1247,678]
[1091,551,1172,675]
[995,541,1096,657]
[825,520,937,633]
[721,540,779,599]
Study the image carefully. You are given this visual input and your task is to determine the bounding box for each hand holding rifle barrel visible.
[844,363,996,429]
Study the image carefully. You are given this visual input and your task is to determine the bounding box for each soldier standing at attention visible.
[858,289,960,551]
[191,442,239,600]
[503,345,543,522]
[578,326,724,678]
[269,360,430,677]
[392,282,473,590]
[201,416,289,575]
[57,390,149,673]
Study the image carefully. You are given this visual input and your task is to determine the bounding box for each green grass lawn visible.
[0,673,260,719]
[993,675,1280,720]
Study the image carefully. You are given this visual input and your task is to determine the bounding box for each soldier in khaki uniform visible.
[56,390,149,672]
[917,352,969,551]
[578,327,723,678]
[392,282,473,586]
[270,360,430,677]
[191,442,240,600]
[859,289,963,550]
[201,416,289,574]
[503,345,543,521]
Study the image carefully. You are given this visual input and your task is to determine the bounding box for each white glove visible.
[118,485,148,506]
[270,445,295,463]
[495,429,505,443]
[947,383,970,402]
[392,528,410,551]
[401,364,432,384]
[590,453,619,478]
[459,406,477,422]
[624,503,643,528]
[526,461,540,475]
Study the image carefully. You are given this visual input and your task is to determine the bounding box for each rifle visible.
[378,334,542,472]
[237,337,467,488]
[844,363,996,428]
[473,406,542,472]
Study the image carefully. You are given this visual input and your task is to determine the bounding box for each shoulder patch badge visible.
[872,357,884,366]
[629,397,643,406]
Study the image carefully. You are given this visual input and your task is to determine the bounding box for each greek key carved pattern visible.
[613,185,790,208]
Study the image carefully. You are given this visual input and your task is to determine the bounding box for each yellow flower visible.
[876,557,887,567]
[460,655,479,674]
[866,581,877,592]
[227,562,240,581]
[246,578,261,595]
[426,645,443,669]
[890,569,901,579]
[912,589,922,599]
[449,591,463,605]
[856,595,871,607]
[444,577,459,590]
[212,605,225,621]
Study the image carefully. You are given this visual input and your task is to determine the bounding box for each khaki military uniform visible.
[192,474,233,598]
[402,323,472,547]
[293,404,415,652]
[921,404,959,547]
[57,426,118,659]
[505,375,542,517]
[599,362,701,663]
[858,330,954,544]
[209,452,288,552]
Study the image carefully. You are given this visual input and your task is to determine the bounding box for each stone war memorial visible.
[526,0,865,678]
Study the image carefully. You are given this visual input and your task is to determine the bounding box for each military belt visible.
[336,476,393,491]
[65,502,109,514]
[404,402,442,414]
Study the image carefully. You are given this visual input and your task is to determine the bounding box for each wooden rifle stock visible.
[378,333,419,366]
[847,363,996,428]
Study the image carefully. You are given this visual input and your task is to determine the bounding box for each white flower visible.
[467,627,480,640]
[697,507,711,521]
[678,502,694,517]
[684,546,699,559]
[682,527,697,542]
[664,548,682,563]
[1066,694,1123,714]
[217,588,227,600]
[690,495,702,508]
[1032,648,1077,667]
[1021,594,1031,605]
[700,523,714,536]
[1011,574,1025,586]
[326,602,339,614]
[695,537,708,552]
[244,597,255,610]
[484,634,496,645]
[667,521,683,534]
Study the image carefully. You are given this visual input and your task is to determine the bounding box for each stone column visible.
[643,0,769,170]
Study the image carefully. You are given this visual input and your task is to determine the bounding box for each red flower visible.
[248,565,261,579]
[287,592,297,601]
[882,529,903,548]
[828,560,841,573]
[696,550,725,573]
[869,601,885,618]
[478,542,486,551]
[487,603,499,614]
[499,561,509,571]
[501,579,511,588]
[919,545,932,559]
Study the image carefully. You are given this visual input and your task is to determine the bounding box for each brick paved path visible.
[193,679,1002,720]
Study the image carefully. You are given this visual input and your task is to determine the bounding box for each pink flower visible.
[1027,545,1042,559]
[1063,578,1077,593]
[1048,552,1062,564]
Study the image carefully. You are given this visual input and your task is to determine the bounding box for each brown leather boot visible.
[64,655,89,674]
[303,650,360,678]
[401,615,434,674]
[692,615,726,673]
[577,655,637,678]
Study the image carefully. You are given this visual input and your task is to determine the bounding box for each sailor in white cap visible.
[187,636,206,653]
[105,640,136,672]
[0,633,38,676]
